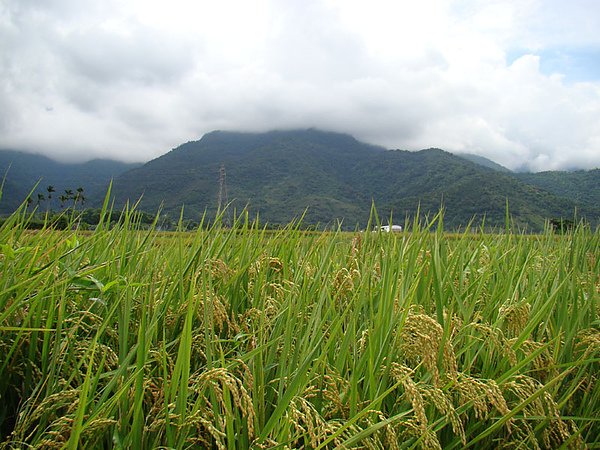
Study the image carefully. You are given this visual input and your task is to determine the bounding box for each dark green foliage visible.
[0,208,173,231]
[550,218,576,233]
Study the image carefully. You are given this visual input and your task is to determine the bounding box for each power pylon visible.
[217,163,229,224]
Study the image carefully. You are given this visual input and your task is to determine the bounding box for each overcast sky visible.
[1,0,600,171]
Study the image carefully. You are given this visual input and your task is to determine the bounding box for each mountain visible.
[0,150,141,214]
[110,129,385,225]
[109,130,600,230]
[515,170,600,208]
[350,148,598,230]
[3,132,597,231]
[454,153,599,213]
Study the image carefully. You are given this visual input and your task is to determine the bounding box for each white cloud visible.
[0,0,599,170]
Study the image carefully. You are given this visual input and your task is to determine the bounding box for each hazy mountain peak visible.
[455,153,512,173]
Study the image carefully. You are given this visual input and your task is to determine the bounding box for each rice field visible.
[0,204,599,449]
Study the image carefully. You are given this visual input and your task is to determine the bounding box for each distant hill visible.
[454,152,599,213]
[108,130,599,230]
[0,150,141,213]
[515,169,600,208]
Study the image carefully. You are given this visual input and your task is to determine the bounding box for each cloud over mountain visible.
[1,0,599,170]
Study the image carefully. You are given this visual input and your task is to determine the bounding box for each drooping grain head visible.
[398,309,458,384]
[499,298,531,338]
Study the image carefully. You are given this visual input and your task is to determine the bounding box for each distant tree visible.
[75,187,85,205]
[550,218,574,233]
[46,185,55,199]
[53,187,86,209]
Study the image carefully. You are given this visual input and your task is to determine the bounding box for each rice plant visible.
[0,199,598,448]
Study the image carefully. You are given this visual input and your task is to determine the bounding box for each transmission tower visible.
[217,163,229,224]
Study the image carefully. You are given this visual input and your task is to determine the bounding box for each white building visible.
[379,225,403,232]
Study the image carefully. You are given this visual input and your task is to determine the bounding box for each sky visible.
[1,0,600,171]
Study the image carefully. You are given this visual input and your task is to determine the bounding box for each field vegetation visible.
[0,199,599,448]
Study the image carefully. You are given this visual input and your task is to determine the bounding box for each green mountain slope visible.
[0,150,141,213]
[351,148,597,230]
[110,130,384,225]
[515,169,600,207]
[110,130,599,230]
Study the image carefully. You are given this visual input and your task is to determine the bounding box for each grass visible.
[0,199,598,449]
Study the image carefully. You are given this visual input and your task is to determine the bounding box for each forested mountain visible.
[2,131,598,230]
[109,130,599,230]
[515,169,600,208]
[456,153,600,215]
[0,150,140,213]
[110,130,385,226]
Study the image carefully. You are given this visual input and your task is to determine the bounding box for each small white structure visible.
[379,225,403,232]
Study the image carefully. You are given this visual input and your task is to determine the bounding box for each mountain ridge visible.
[0,149,141,213]
[108,129,599,230]
[2,130,598,230]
